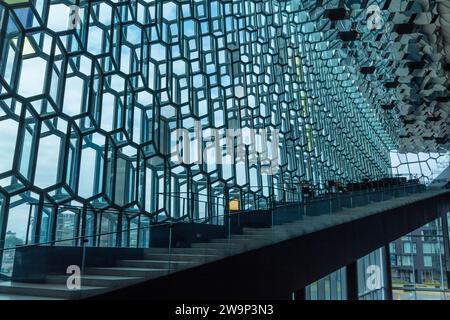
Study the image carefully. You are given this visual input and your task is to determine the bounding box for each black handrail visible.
[162,186,300,201]
[305,181,425,203]
[37,203,143,216]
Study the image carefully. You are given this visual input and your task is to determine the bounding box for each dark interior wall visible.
[150,222,230,248]
[12,246,145,283]
[12,222,238,282]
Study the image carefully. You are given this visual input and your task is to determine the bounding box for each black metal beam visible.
[346,261,358,300]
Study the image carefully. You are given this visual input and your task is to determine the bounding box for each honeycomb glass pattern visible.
[390,151,450,184]
[0,0,400,250]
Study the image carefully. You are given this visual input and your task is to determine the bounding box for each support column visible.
[346,261,359,300]
[0,196,10,276]
[33,197,43,244]
[441,212,450,289]
[116,212,123,247]
[383,244,393,300]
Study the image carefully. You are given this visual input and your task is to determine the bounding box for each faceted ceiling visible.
[308,0,450,153]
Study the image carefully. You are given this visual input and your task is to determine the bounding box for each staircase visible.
[0,186,446,300]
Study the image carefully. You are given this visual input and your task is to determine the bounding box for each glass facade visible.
[305,248,390,300]
[357,248,389,300]
[0,0,450,301]
[391,216,450,300]
[390,152,450,184]
[305,267,347,300]
[305,215,450,301]
[0,1,397,254]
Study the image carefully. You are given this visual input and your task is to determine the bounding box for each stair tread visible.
[0,281,105,291]
[120,259,194,263]
[47,275,142,281]
[146,253,216,257]
[213,238,262,241]
[0,293,63,300]
[192,243,242,246]
[88,267,167,271]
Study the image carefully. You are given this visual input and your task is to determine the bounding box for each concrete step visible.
[86,267,168,278]
[0,281,107,299]
[283,220,323,226]
[240,222,324,238]
[242,227,272,232]
[117,259,197,270]
[143,252,217,263]
[303,215,320,220]
[279,223,320,232]
[266,225,313,233]
[0,293,63,300]
[330,214,356,222]
[228,236,272,242]
[230,234,268,240]
[191,242,244,250]
[209,238,273,247]
[210,238,269,243]
[303,218,338,226]
[241,229,294,239]
[231,232,270,237]
[46,274,143,288]
[242,227,292,234]
[305,214,361,225]
[144,247,229,256]
[302,214,341,221]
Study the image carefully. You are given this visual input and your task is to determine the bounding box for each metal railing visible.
[0,179,430,280]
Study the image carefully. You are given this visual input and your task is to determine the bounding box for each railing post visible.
[228,210,231,240]
[92,209,98,247]
[81,237,88,275]
[0,197,9,260]
[74,208,82,246]
[33,198,44,244]
[168,220,173,273]
[329,192,332,215]
[50,204,58,245]
[136,214,141,248]
[116,212,123,247]
[271,198,275,227]
[350,188,353,208]
[80,206,87,247]
[25,204,33,245]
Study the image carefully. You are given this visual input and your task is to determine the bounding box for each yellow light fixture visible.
[229,199,239,211]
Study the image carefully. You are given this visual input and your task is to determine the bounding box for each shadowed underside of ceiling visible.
[316,0,450,152]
